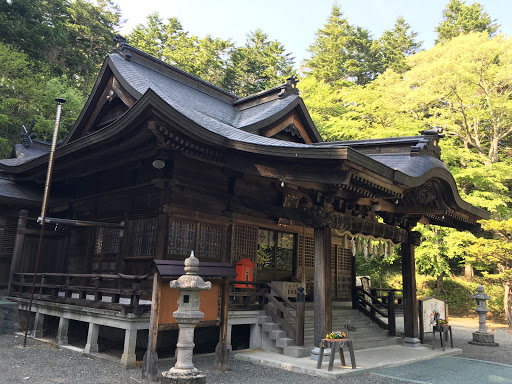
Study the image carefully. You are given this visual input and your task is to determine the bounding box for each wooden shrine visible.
[0,36,489,363]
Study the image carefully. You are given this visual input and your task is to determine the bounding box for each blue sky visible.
[118,0,511,67]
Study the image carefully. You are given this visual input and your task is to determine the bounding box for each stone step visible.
[269,329,287,340]
[276,337,295,348]
[262,322,280,333]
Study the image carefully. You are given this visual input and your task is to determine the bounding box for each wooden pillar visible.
[401,230,420,346]
[154,212,169,261]
[313,226,332,347]
[142,272,161,381]
[215,277,230,371]
[7,210,28,296]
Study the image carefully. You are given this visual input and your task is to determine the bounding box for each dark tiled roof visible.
[0,177,42,204]
[368,153,449,178]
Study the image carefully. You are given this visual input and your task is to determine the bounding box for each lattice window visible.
[168,221,196,256]
[340,247,352,271]
[233,224,257,263]
[196,223,225,260]
[169,220,226,260]
[94,227,120,255]
[303,236,315,268]
[125,216,157,257]
[0,218,17,257]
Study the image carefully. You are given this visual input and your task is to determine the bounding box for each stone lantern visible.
[469,285,499,347]
[162,252,212,384]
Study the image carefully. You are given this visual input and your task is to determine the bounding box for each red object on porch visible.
[235,258,254,288]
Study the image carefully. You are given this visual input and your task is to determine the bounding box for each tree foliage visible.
[222,29,295,97]
[0,0,121,92]
[129,15,295,96]
[379,17,422,74]
[305,4,382,86]
[436,0,499,44]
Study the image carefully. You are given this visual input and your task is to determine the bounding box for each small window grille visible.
[168,220,226,260]
[303,236,315,268]
[233,224,258,263]
[125,217,157,257]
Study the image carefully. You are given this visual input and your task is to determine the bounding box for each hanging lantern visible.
[343,234,349,250]
[356,237,362,253]
[363,239,368,260]
[351,237,356,256]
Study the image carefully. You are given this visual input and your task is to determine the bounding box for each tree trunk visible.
[504,281,512,328]
[464,262,474,279]
[436,274,444,295]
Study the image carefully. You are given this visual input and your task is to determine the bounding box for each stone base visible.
[0,300,18,335]
[310,346,331,361]
[403,337,422,348]
[468,332,499,347]
[161,372,206,384]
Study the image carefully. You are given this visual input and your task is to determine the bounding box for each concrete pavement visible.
[374,356,512,384]
[234,344,462,379]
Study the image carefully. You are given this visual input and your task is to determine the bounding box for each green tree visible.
[469,219,512,326]
[0,42,43,156]
[128,13,233,87]
[32,76,85,142]
[436,0,498,44]
[64,0,122,91]
[379,17,422,74]
[222,29,295,97]
[305,4,382,86]
[402,32,512,164]
[0,0,69,69]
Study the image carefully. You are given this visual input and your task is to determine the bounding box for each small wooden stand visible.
[432,324,453,351]
[316,338,356,371]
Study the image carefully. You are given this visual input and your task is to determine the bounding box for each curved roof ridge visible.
[115,43,239,99]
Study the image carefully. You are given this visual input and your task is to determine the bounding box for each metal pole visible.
[23,98,66,347]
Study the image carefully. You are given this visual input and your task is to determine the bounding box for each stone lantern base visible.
[161,371,206,384]
[469,331,499,347]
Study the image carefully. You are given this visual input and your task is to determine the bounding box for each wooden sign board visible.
[158,280,219,326]
[419,296,448,343]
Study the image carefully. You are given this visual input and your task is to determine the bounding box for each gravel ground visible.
[1,316,511,384]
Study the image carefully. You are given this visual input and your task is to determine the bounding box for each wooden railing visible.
[352,286,400,336]
[10,272,152,315]
[228,280,305,346]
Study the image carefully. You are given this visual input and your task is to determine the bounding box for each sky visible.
[117,0,511,68]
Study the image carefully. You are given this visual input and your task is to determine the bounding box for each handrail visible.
[353,286,396,336]
[10,272,152,315]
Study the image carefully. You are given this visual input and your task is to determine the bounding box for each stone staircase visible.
[259,301,400,357]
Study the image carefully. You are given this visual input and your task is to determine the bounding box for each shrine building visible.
[0,39,488,365]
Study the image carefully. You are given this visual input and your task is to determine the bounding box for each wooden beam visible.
[7,210,27,296]
[261,113,313,144]
[112,77,136,107]
[401,230,419,343]
[314,226,332,347]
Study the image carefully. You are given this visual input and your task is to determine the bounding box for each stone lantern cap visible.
[471,285,490,301]
[169,251,212,291]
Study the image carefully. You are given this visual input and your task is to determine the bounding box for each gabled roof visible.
[0,43,489,229]
[63,43,322,145]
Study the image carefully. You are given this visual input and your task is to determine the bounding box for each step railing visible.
[352,286,398,336]
[228,281,305,346]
